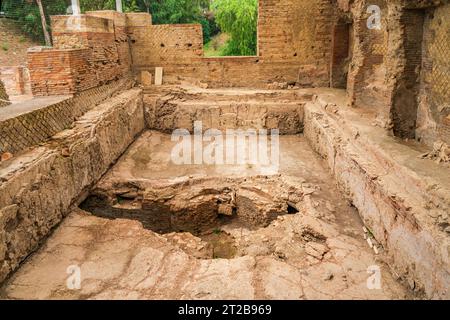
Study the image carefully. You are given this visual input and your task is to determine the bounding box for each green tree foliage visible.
[147,0,217,43]
[79,0,139,12]
[1,0,219,45]
[2,0,144,43]
[2,0,67,42]
[148,0,206,24]
[212,0,257,56]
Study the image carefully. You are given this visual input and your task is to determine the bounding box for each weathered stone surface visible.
[144,87,308,134]
[140,71,152,86]
[0,202,408,300]
[154,67,163,86]
[0,88,144,283]
[0,79,133,155]
[304,91,450,299]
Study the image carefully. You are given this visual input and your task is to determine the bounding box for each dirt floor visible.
[0,132,410,299]
[0,18,39,67]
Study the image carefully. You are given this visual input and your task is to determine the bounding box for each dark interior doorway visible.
[330,20,353,89]
[392,9,425,139]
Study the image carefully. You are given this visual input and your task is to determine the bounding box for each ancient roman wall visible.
[345,0,449,145]
[129,23,204,66]
[85,10,133,75]
[129,0,336,88]
[0,79,133,155]
[416,3,450,145]
[0,88,144,284]
[347,0,389,116]
[27,12,131,96]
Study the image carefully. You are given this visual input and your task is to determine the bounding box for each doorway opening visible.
[392,9,425,139]
[330,20,353,89]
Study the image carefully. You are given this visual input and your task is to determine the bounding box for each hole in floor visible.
[287,203,299,214]
[79,182,300,260]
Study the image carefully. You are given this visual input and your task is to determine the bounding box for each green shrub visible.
[212,0,258,56]
[1,42,9,51]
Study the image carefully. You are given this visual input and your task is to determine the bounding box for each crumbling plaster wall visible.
[416,2,450,145]
[129,0,336,88]
[346,0,389,115]
[345,0,449,146]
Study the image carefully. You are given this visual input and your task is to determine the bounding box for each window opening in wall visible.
[204,0,258,57]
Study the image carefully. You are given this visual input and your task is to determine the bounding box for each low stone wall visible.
[0,88,144,283]
[304,94,450,299]
[143,89,309,134]
[0,78,133,155]
[135,57,328,89]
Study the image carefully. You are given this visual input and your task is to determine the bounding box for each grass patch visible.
[1,42,9,51]
[203,33,230,57]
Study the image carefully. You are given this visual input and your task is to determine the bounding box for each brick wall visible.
[28,13,131,96]
[416,3,450,145]
[129,0,336,88]
[129,24,204,66]
[85,11,133,75]
[0,78,133,154]
[345,0,449,145]
[27,47,86,96]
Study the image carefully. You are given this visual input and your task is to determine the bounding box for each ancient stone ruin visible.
[0,0,449,300]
